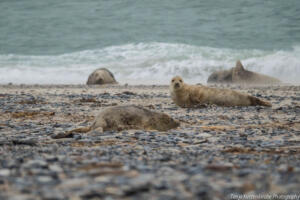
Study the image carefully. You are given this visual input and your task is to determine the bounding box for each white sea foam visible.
[0,43,299,84]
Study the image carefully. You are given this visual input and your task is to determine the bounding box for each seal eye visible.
[179,79,182,83]
[172,79,174,82]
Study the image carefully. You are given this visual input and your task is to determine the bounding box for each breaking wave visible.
[0,42,299,84]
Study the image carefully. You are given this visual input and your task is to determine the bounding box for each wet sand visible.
[0,84,300,199]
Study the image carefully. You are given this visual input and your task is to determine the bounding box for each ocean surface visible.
[0,0,300,84]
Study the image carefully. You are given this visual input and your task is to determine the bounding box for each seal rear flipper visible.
[248,96,272,107]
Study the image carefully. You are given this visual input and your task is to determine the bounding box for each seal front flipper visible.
[192,104,207,109]
[189,93,207,108]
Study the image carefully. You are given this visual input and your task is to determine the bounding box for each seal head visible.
[171,76,184,91]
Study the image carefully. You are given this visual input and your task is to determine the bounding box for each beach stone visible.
[44,155,59,162]
[0,169,10,177]
[23,160,48,169]
[36,176,53,184]
[49,164,63,173]
[41,191,65,200]
[11,138,37,146]
[189,174,214,199]
[91,105,180,132]
[122,174,154,196]
[86,68,117,85]
[197,133,212,138]
[5,194,35,200]
[80,189,104,199]
[58,178,90,190]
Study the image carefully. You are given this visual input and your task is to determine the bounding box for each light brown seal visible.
[52,105,180,138]
[90,105,179,132]
[207,60,281,85]
[86,68,117,85]
[170,76,271,107]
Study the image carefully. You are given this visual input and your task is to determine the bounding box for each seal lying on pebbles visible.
[90,105,179,131]
[207,60,281,85]
[170,76,272,107]
[56,105,180,138]
[86,68,117,85]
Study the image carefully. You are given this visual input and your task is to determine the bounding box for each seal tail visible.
[248,96,272,107]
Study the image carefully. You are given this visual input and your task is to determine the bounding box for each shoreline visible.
[0,82,298,89]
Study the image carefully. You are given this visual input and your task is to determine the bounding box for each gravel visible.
[0,84,300,199]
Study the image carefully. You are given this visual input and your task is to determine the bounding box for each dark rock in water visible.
[91,105,180,132]
[86,68,117,85]
[207,60,281,85]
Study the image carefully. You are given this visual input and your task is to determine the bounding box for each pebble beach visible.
[0,84,300,200]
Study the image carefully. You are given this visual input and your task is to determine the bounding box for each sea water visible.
[0,0,299,84]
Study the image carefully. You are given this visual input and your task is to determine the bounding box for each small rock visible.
[0,169,10,177]
[37,176,53,184]
[23,160,48,169]
[49,165,63,173]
